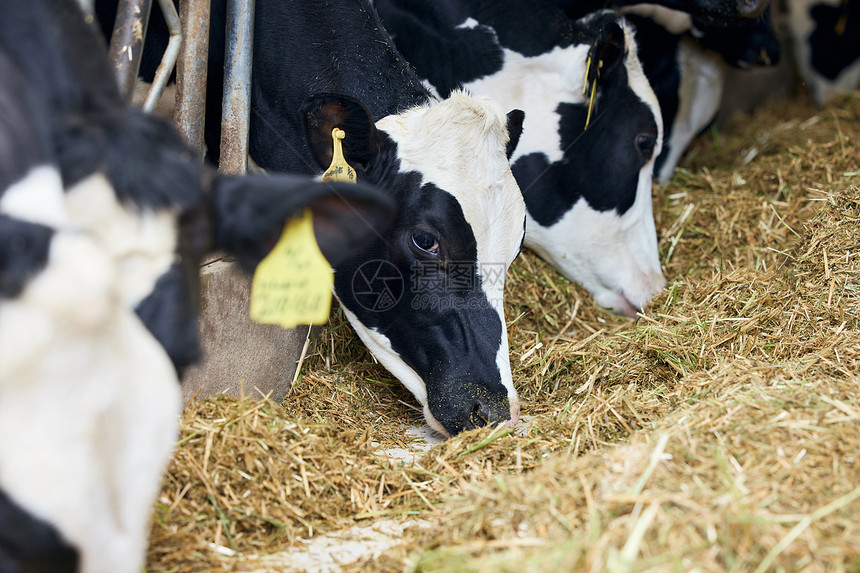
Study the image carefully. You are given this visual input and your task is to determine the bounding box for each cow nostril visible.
[469,401,490,429]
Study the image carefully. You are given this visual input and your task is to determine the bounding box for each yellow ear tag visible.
[249,128,358,329]
[249,209,334,329]
[321,128,357,183]
[584,59,603,131]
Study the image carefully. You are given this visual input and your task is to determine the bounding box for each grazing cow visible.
[0,0,394,571]
[203,0,527,437]
[375,0,666,317]
[624,6,781,181]
[787,0,860,105]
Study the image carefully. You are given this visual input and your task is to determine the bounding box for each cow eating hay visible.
[147,92,860,572]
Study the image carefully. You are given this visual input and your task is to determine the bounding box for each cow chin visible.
[338,305,519,436]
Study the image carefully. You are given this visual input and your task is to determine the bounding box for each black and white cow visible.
[624,6,781,181]
[0,0,394,570]
[203,0,527,437]
[553,0,770,24]
[788,0,860,105]
[375,0,666,317]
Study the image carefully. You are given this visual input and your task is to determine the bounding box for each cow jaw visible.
[524,175,665,317]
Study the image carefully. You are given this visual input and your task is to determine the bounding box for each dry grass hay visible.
[146,90,860,572]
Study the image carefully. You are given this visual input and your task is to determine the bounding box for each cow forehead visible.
[64,173,178,309]
[466,43,590,164]
[376,92,526,266]
[465,19,661,165]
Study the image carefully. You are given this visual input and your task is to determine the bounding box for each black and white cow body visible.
[553,0,770,24]
[788,0,860,105]
[375,0,666,317]
[624,6,781,181]
[205,0,526,436]
[0,0,394,570]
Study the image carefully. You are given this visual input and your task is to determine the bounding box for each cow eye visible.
[411,231,440,255]
[636,134,657,160]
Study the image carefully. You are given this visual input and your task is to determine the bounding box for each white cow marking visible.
[0,165,66,227]
[0,230,180,573]
[64,173,178,308]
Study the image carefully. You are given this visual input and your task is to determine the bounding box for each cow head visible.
[303,91,526,436]
[462,12,665,317]
[0,82,394,573]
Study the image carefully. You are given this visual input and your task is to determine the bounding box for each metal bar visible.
[218,0,255,175]
[143,0,182,112]
[174,0,211,156]
[108,0,154,100]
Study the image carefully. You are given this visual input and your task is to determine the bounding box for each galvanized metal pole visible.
[108,0,154,100]
[142,0,182,112]
[218,0,255,175]
[174,0,211,157]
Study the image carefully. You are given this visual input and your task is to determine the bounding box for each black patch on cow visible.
[0,216,54,299]
[0,52,53,193]
[206,0,430,176]
[0,488,79,573]
[376,0,594,94]
[54,108,200,212]
[809,0,860,80]
[695,7,781,67]
[515,52,658,226]
[626,14,682,179]
[333,173,509,434]
[506,109,525,159]
[375,0,505,93]
[135,263,200,376]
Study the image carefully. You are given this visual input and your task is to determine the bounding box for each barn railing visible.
[105,0,254,175]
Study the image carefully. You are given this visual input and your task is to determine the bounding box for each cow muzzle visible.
[426,379,515,436]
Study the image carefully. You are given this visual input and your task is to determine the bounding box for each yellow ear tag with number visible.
[321,128,356,183]
[249,209,333,328]
[249,128,357,328]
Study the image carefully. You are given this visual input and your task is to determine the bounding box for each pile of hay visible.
[146,90,860,572]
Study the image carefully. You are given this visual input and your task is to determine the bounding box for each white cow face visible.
[461,13,666,316]
[302,91,526,436]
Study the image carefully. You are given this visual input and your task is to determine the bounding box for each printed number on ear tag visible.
[322,128,356,183]
[249,209,333,329]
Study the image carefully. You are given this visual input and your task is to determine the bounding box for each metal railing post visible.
[218,0,255,175]
[174,0,211,156]
[108,0,154,100]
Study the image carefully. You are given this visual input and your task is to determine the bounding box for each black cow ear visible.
[209,172,395,269]
[505,109,525,159]
[590,20,626,87]
[301,94,380,173]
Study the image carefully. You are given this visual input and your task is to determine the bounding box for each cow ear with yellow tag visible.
[301,93,381,173]
[209,169,396,276]
[249,128,363,329]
